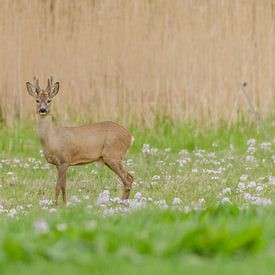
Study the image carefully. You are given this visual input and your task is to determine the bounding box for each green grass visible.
[0,119,274,274]
[1,207,275,275]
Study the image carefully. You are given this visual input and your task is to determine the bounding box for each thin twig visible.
[240,82,270,141]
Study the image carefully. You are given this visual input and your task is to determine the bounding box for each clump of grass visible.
[0,206,273,275]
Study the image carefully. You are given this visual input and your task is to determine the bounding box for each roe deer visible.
[26,77,134,206]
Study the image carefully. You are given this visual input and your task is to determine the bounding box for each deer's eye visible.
[36,100,40,103]
[47,100,51,103]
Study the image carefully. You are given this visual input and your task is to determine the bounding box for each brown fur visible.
[26,77,134,206]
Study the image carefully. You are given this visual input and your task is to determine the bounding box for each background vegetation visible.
[0,0,274,126]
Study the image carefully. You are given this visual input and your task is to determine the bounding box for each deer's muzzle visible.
[39,107,47,115]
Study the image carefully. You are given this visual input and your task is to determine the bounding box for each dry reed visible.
[0,0,274,126]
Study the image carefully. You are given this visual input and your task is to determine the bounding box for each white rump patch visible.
[131,136,135,145]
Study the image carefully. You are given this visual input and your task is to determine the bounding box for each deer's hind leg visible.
[103,158,133,200]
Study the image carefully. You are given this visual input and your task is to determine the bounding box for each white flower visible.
[199,198,205,204]
[16,205,24,211]
[272,156,275,163]
[129,200,145,210]
[91,169,98,175]
[34,219,49,234]
[194,152,203,158]
[260,142,271,150]
[134,192,143,200]
[154,200,168,208]
[269,176,275,186]
[96,190,110,205]
[165,147,171,152]
[56,223,67,232]
[246,155,256,162]
[110,197,122,203]
[142,144,150,154]
[172,197,182,205]
[256,185,264,192]
[222,187,231,194]
[237,182,246,190]
[179,149,189,155]
[220,197,231,204]
[142,144,158,155]
[83,195,90,200]
[21,163,29,169]
[243,193,252,200]
[178,159,187,166]
[70,195,80,203]
[192,168,198,173]
[247,139,256,146]
[39,199,53,207]
[207,152,215,158]
[247,146,256,154]
[247,181,256,188]
[124,159,133,166]
[7,208,17,218]
[240,174,248,181]
[152,175,161,181]
[253,198,272,206]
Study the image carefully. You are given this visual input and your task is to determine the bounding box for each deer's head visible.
[26,77,59,116]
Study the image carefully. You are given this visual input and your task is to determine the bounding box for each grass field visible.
[0,119,274,274]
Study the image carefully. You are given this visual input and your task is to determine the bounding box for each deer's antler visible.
[33,76,41,92]
[46,76,53,92]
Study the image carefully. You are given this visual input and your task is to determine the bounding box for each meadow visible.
[0,119,274,274]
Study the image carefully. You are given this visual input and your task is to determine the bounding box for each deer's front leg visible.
[54,164,68,207]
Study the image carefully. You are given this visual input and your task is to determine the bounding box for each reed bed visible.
[0,0,274,126]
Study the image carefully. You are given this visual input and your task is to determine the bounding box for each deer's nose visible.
[39,108,47,113]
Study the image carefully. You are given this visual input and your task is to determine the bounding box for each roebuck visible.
[26,77,134,206]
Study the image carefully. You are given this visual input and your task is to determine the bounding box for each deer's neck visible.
[36,114,56,147]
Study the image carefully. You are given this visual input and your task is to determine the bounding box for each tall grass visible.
[0,0,274,126]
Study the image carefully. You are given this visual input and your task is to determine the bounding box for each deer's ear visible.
[50,82,59,98]
[26,82,38,97]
